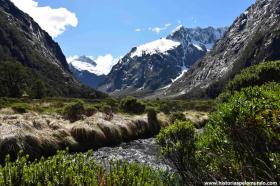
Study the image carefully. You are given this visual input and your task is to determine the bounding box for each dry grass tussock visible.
[0,110,161,161]
[184,111,208,128]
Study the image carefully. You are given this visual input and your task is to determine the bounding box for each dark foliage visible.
[0,61,28,97]
[146,107,160,134]
[120,97,146,114]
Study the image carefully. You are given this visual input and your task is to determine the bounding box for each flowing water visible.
[91,138,175,171]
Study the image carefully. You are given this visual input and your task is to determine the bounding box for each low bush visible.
[120,97,146,114]
[62,100,85,122]
[169,112,186,124]
[219,60,280,102]
[0,151,182,186]
[197,83,280,181]
[157,83,280,183]
[11,103,30,113]
[158,102,172,114]
[85,105,98,117]
[156,120,200,184]
[100,104,112,113]
[226,60,280,92]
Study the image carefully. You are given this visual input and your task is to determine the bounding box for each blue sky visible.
[12,0,255,60]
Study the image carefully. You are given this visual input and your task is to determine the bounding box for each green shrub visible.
[85,105,98,117]
[120,97,146,114]
[169,112,186,124]
[62,100,85,122]
[11,103,30,113]
[197,83,280,181]
[159,102,172,114]
[219,60,280,102]
[156,83,280,182]
[103,98,120,112]
[100,104,112,113]
[0,151,181,186]
[156,120,199,184]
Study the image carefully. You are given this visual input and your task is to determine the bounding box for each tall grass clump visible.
[146,107,161,135]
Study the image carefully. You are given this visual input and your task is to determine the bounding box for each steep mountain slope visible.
[98,26,227,97]
[68,56,106,88]
[166,0,280,98]
[0,0,104,98]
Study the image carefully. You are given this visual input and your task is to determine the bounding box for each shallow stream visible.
[91,138,174,171]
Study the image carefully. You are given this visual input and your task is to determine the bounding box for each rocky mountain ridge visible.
[97,26,227,97]
[165,0,280,98]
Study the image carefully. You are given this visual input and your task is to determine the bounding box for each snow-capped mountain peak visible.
[130,38,181,58]
[168,26,228,52]
[98,26,227,97]
[170,25,184,35]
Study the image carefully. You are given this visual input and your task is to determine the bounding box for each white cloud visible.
[94,54,120,75]
[150,27,161,33]
[165,23,171,27]
[67,54,121,76]
[149,23,172,34]
[135,23,172,34]
[10,0,78,38]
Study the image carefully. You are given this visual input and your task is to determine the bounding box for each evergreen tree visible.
[0,61,28,97]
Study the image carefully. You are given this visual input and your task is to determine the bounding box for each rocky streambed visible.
[92,138,174,171]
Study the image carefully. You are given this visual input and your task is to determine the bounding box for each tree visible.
[29,80,46,99]
[0,61,28,97]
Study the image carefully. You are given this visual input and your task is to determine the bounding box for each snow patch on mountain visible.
[130,38,181,58]
[172,66,189,83]
[193,44,204,51]
[171,25,184,35]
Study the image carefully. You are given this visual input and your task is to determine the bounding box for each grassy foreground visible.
[0,150,181,186]
[0,93,213,185]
